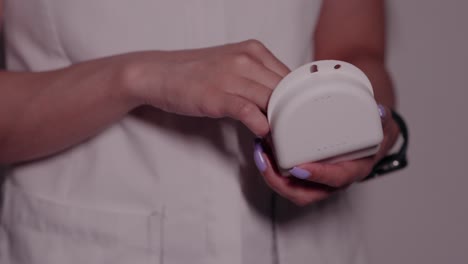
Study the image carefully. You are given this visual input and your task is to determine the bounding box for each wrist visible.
[350,57,395,108]
[328,54,396,108]
[364,109,409,181]
[115,52,166,109]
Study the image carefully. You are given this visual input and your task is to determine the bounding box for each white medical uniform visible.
[0,0,367,263]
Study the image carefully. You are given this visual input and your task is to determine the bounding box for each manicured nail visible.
[254,139,267,173]
[289,167,311,179]
[378,104,387,119]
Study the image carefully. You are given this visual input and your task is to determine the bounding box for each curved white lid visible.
[267,60,373,122]
[266,60,383,169]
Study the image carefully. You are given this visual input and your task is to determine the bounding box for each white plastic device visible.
[267,60,383,172]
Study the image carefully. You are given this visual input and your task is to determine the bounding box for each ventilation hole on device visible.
[310,64,318,73]
[334,64,341,69]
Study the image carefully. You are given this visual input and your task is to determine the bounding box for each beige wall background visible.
[353,1,468,263]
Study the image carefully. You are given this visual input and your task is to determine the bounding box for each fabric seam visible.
[40,0,69,61]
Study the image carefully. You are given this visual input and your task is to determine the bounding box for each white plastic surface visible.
[267,60,383,171]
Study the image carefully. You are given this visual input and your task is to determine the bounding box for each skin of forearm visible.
[0,55,143,164]
[314,51,395,109]
[341,55,395,108]
[313,0,393,108]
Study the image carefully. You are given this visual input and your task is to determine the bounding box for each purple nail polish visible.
[254,140,267,172]
[378,104,387,119]
[289,167,311,179]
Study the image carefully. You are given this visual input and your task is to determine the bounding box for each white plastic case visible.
[267,60,383,171]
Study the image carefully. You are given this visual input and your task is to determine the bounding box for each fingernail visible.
[254,138,267,172]
[289,167,311,179]
[378,104,387,119]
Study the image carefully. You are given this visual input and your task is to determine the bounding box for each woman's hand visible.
[254,104,400,206]
[0,39,288,164]
[127,40,290,136]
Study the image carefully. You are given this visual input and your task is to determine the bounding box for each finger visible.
[378,104,392,128]
[222,95,270,136]
[254,138,268,173]
[252,139,291,194]
[229,52,283,89]
[263,160,333,205]
[239,39,291,78]
[291,157,375,188]
[223,77,272,112]
[255,142,333,205]
[373,115,400,162]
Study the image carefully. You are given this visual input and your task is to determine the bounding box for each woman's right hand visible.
[127,40,290,136]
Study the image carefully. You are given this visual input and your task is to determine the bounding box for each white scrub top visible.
[0,1,367,264]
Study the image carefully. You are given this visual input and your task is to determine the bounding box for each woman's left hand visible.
[254,104,400,206]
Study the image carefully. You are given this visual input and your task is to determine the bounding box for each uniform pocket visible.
[0,183,162,264]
